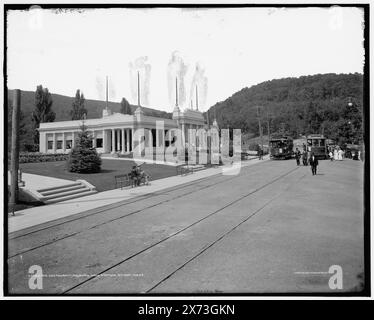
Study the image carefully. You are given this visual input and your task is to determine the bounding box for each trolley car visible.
[306,134,328,159]
[269,135,294,160]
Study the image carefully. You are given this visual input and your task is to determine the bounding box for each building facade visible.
[38,106,206,154]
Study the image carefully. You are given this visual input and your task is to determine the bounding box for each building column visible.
[131,128,134,151]
[102,129,107,153]
[181,123,186,146]
[126,129,130,152]
[121,128,125,154]
[111,129,115,153]
[53,132,57,153]
[62,132,66,152]
[117,129,120,151]
[72,132,75,148]
[39,132,46,153]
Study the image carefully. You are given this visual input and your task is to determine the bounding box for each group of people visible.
[294,146,319,176]
[294,147,308,166]
[130,164,149,187]
[329,147,344,161]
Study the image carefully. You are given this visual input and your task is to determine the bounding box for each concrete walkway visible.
[8,172,74,192]
[8,157,266,233]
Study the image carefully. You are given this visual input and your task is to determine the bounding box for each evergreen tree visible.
[67,124,101,173]
[70,89,87,120]
[32,85,55,144]
[120,97,132,115]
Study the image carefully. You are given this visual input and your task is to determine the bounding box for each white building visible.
[38,105,206,154]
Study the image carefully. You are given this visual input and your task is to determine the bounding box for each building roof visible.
[38,112,177,132]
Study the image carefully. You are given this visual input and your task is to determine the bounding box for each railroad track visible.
[61,165,302,294]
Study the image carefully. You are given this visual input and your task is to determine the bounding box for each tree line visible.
[207,73,364,146]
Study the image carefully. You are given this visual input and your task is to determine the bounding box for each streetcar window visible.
[319,139,325,147]
[270,141,280,148]
[313,140,319,146]
[307,139,312,146]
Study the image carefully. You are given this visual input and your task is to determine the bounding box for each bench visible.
[114,174,131,189]
[115,172,152,189]
[176,165,194,176]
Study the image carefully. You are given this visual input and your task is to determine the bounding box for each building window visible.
[66,140,72,149]
[47,141,53,150]
[96,138,103,148]
[57,140,63,149]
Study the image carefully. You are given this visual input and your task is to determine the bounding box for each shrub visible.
[67,124,101,173]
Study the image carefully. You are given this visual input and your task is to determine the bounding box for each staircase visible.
[36,180,97,204]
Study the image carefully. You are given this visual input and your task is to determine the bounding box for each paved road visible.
[8,159,364,294]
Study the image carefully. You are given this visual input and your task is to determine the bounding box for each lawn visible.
[20,159,179,192]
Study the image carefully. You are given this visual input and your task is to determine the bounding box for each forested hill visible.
[207,73,363,144]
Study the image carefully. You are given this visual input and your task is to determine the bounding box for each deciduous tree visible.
[32,85,55,144]
[70,89,87,120]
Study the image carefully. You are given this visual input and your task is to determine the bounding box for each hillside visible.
[206,73,364,145]
[6,90,172,150]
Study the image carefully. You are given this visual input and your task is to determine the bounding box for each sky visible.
[7,6,365,112]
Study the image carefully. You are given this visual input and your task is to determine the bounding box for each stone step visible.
[40,184,85,196]
[42,186,90,200]
[44,190,97,204]
[37,182,81,193]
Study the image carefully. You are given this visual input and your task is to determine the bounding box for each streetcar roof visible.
[307,134,325,139]
[270,138,292,141]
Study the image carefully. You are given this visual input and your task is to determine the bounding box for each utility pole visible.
[175,77,178,106]
[266,106,271,148]
[256,105,263,152]
[280,122,285,135]
[196,85,199,111]
[106,76,108,110]
[137,71,141,106]
[10,89,21,215]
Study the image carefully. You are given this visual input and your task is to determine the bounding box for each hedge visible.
[16,152,70,163]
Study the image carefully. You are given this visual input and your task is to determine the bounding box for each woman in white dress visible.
[334,148,339,161]
[338,149,344,161]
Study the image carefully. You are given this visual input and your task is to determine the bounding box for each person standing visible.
[329,150,333,161]
[302,150,308,166]
[334,147,339,161]
[130,165,140,187]
[295,148,301,166]
[338,148,344,161]
[258,145,263,160]
[309,152,319,176]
